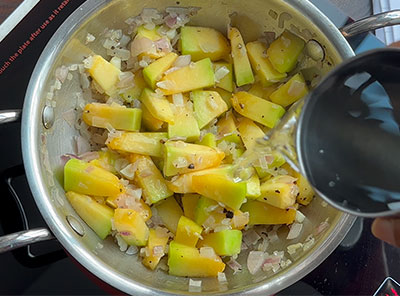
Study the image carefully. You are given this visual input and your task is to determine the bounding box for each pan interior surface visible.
[22,0,355,295]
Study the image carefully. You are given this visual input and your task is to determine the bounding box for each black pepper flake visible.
[223,208,227,213]
[188,163,195,169]
[159,139,166,144]
[296,192,300,197]
[274,167,278,171]
[264,197,267,200]
[239,103,245,109]
[262,115,265,118]
[294,181,297,184]
[275,190,280,193]
[286,208,289,211]
[176,1,180,4]
[120,189,123,192]
[111,46,115,50]
[226,211,234,218]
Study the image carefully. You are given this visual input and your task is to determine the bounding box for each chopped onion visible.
[232,211,249,228]
[217,272,227,283]
[155,226,170,238]
[74,135,90,155]
[199,246,216,258]
[172,93,184,106]
[55,66,69,83]
[130,37,155,57]
[62,109,76,127]
[103,38,119,50]
[79,151,99,162]
[120,163,137,180]
[80,73,90,89]
[247,251,265,274]
[303,236,315,251]
[118,71,135,89]
[115,235,128,252]
[295,210,306,223]
[287,223,303,239]
[153,245,165,256]
[154,38,172,53]
[288,80,306,97]
[120,35,131,47]
[107,47,131,61]
[214,66,230,83]
[156,80,175,90]
[173,55,191,67]
[306,39,325,61]
[243,229,261,246]
[126,245,138,255]
[110,57,122,70]
[171,33,181,47]
[267,230,279,243]
[214,225,231,232]
[60,153,80,166]
[132,99,141,109]
[188,279,202,292]
[227,258,242,274]
[164,66,180,75]
[172,156,188,168]
[83,56,93,69]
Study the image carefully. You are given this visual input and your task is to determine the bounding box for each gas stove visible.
[0,1,398,295]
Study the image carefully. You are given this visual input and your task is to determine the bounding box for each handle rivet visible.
[66,215,85,237]
[42,106,54,129]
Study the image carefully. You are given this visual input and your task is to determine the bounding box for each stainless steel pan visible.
[1,0,399,294]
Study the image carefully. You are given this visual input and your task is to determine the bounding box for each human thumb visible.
[372,218,400,247]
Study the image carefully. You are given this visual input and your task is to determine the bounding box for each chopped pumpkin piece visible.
[241,200,296,225]
[64,158,122,197]
[143,52,178,89]
[232,91,285,128]
[175,216,203,247]
[87,55,120,96]
[142,228,169,270]
[191,90,228,129]
[213,62,234,92]
[267,30,305,73]
[228,27,254,86]
[130,155,173,204]
[159,58,215,95]
[168,99,200,142]
[181,194,200,220]
[66,191,114,239]
[168,241,225,277]
[107,132,168,158]
[198,229,242,256]
[82,103,141,131]
[140,88,174,123]
[192,174,246,210]
[258,175,299,209]
[269,73,309,107]
[180,26,230,61]
[163,141,225,177]
[155,196,183,234]
[247,41,287,86]
[114,208,149,246]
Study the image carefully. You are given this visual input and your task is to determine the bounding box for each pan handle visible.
[0,109,22,123]
[341,10,400,38]
[0,228,54,254]
[0,110,55,254]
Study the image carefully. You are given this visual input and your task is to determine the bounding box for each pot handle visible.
[0,228,54,254]
[340,10,400,38]
[0,110,55,254]
[0,109,22,123]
